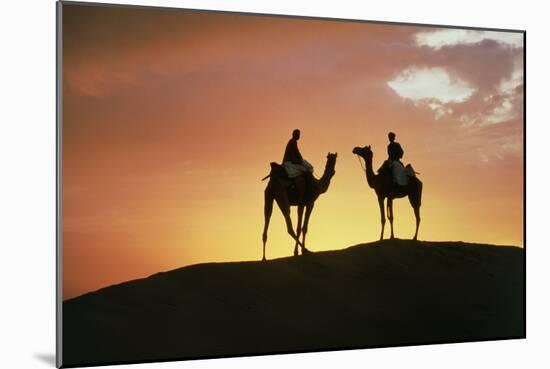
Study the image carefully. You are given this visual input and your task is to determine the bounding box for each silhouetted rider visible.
[282,129,313,178]
[387,132,404,161]
[380,132,407,185]
[283,129,304,165]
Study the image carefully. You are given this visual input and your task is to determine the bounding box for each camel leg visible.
[408,179,422,241]
[378,196,386,241]
[387,198,395,239]
[413,206,421,241]
[275,195,305,250]
[294,205,304,256]
[301,203,314,254]
[262,189,274,261]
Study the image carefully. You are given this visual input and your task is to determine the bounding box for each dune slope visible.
[62,239,524,367]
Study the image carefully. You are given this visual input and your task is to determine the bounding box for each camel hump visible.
[269,162,287,179]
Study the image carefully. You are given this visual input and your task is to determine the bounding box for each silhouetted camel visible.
[352,145,422,240]
[262,153,337,261]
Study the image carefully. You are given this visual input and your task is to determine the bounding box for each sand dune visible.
[62,239,524,367]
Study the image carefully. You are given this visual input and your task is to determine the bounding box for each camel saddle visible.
[268,162,311,202]
[379,160,418,186]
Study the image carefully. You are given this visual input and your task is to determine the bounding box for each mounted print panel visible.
[57,1,525,367]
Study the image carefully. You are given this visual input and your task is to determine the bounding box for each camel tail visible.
[261,174,271,181]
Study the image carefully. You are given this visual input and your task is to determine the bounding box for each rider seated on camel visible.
[378,132,408,186]
[282,129,314,177]
[282,129,314,195]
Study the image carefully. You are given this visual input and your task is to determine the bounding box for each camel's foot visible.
[390,235,395,240]
[301,247,311,255]
[293,248,299,257]
[262,256,266,262]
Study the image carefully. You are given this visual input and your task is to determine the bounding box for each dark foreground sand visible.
[62,239,524,367]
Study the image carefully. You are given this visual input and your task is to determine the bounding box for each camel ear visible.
[367,145,371,149]
[334,152,338,157]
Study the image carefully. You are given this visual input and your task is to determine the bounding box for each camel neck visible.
[317,163,335,194]
[317,175,330,194]
[364,157,376,189]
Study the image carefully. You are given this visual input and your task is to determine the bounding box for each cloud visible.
[485,98,515,125]
[498,62,523,95]
[415,29,523,49]
[387,67,475,103]
[459,58,523,126]
[387,28,523,125]
[387,67,475,119]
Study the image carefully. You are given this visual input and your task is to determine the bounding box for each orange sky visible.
[61,4,524,299]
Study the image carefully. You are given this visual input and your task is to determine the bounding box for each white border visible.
[1,1,547,368]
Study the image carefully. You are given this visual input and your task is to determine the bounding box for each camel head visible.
[324,152,337,178]
[352,145,373,162]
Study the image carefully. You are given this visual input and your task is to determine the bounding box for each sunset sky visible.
[62,3,524,299]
